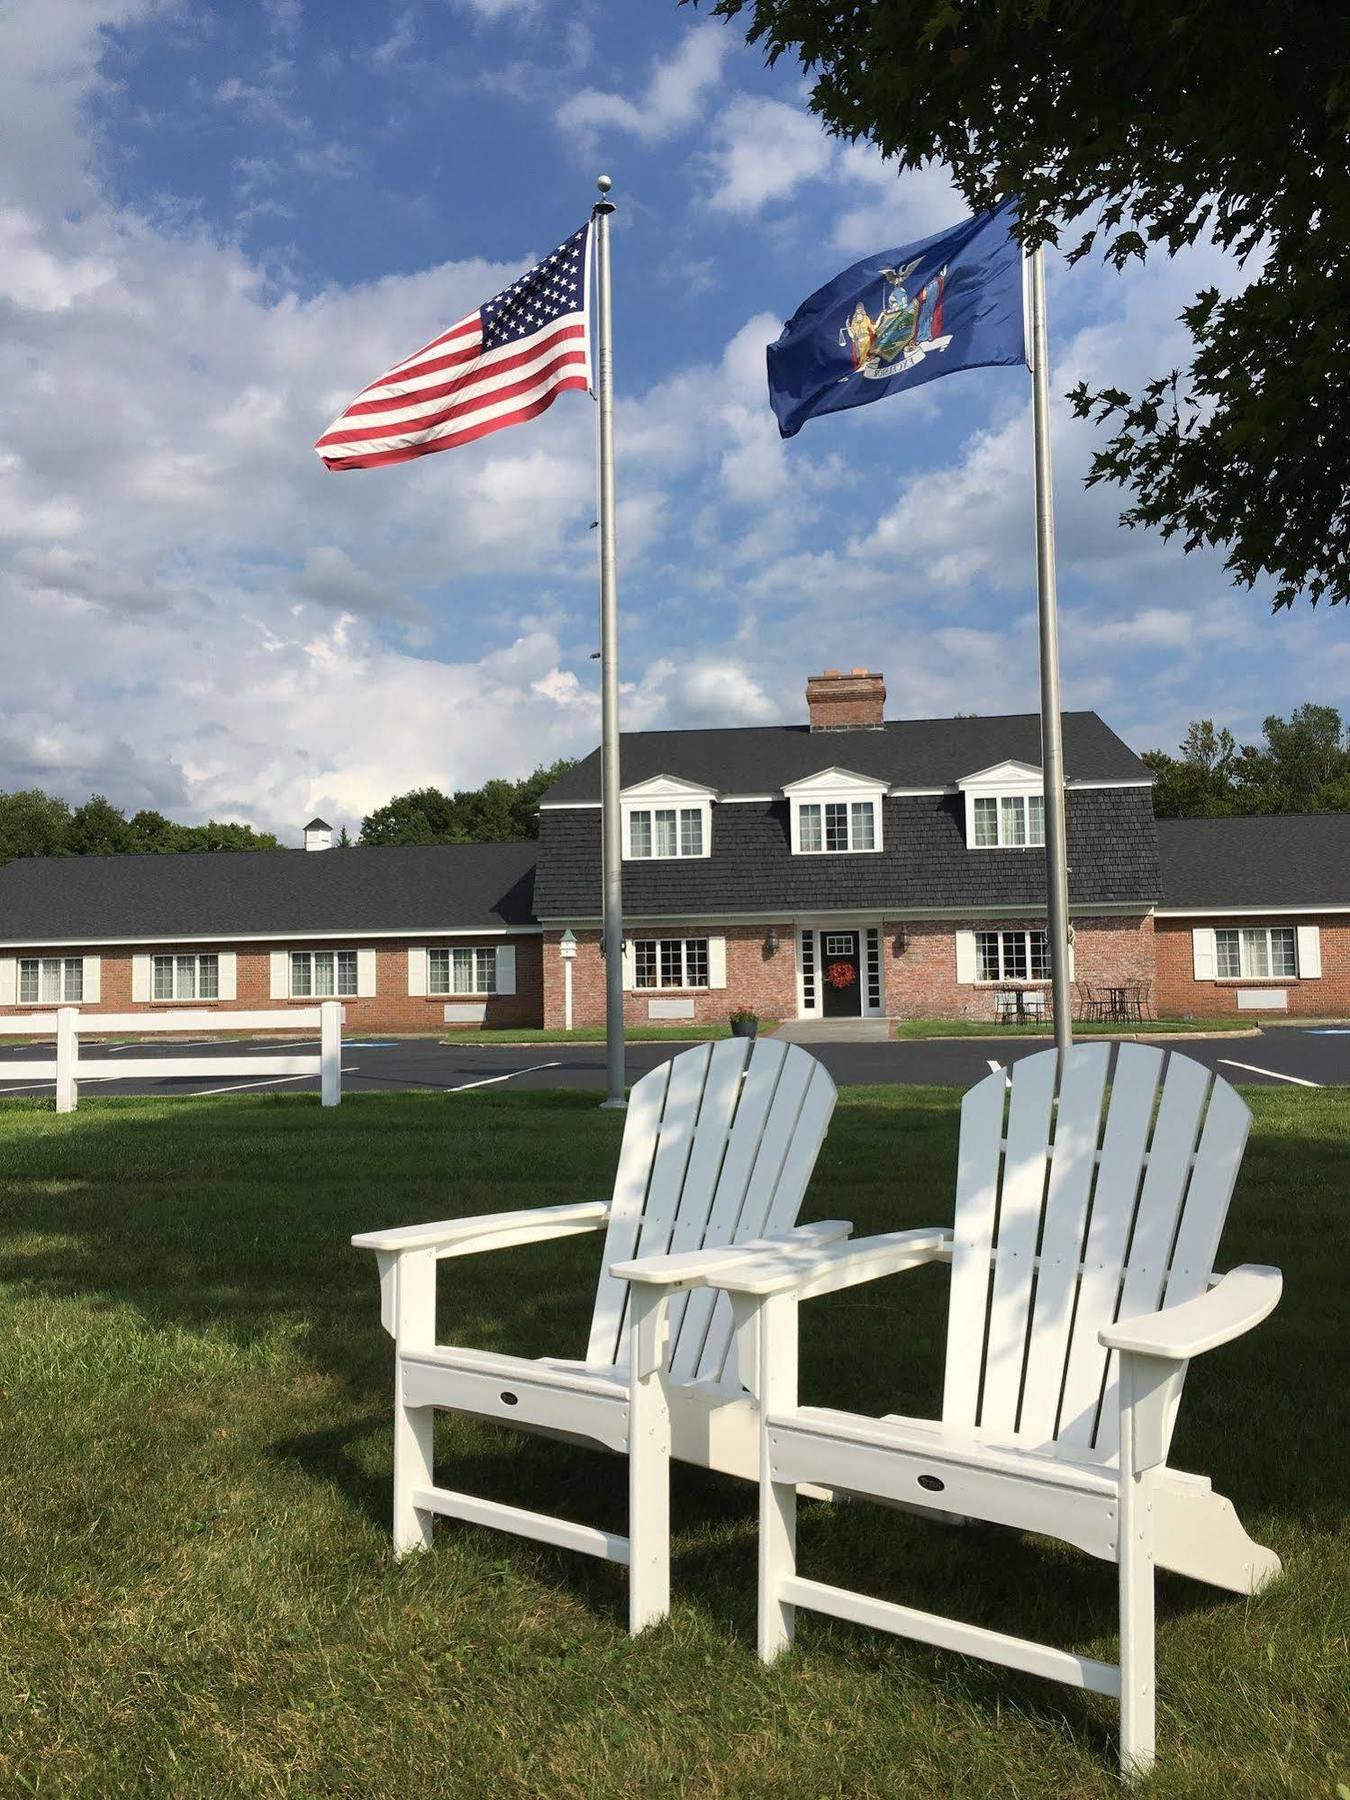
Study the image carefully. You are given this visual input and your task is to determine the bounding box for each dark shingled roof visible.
[535,789,1160,918]
[1157,815,1350,910]
[0,841,538,943]
[541,710,1150,804]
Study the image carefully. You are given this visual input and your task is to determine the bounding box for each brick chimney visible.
[806,668,887,732]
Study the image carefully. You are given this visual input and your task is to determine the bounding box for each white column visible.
[55,1007,78,1114]
[320,1001,342,1106]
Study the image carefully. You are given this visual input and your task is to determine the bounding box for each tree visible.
[1143,705,1350,817]
[0,789,72,864]
[699,0,1350,609]
[359,760,577,846]
[0,789,280,865]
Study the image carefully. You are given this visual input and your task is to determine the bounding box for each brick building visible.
[1,670,1346,1030]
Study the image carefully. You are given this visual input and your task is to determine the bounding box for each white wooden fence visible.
[0,1003,343,1112]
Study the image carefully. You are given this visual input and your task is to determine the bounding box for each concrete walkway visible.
[775,1017,893,1044]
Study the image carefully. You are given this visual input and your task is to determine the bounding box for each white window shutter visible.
[82,956,101,1004]
[0,957,15,1007]
[1191,927,1216,980]
[954,929,977,984]
[270,950,289,999]
[131,954,152,1002]
[621,940,636,991]
[707,936,727,989]
[496,944,516,995]
[407,946,427,997]
[357,947,377,997]
[217,951,237,1001]
[1296,924,1321,978]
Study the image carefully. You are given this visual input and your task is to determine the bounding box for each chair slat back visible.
[587,1038,837,1378]
[942,1044,1250,1463]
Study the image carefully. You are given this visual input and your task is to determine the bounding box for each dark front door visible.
[820,931,863,1017]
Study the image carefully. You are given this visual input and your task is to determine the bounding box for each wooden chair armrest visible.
[1100,1264,1282,1361]
[352,1200,610,1258]
[626,1227,950,1303]
[612,1219,852,1293]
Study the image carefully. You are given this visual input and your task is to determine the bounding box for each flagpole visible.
[1028,244,1073,1055]
[593,174,626,1109]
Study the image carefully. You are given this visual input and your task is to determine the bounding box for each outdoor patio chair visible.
[353,1037,848,1634]
[1073,979,1102,1022]
[626,1044,1282,1776]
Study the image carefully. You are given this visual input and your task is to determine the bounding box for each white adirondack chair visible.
[620,1044,1282,1776]
[352,1036,847,1633]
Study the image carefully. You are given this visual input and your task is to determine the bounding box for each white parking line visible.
[446,1061,563,1093]
[1218,1058,1321,1088]
[187,1064,360,1096]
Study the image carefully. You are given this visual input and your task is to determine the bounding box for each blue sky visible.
[0,0,1341,839]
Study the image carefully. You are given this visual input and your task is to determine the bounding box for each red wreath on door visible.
[825,960,857,990]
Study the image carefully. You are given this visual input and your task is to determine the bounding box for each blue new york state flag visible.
[767,200,1025,438]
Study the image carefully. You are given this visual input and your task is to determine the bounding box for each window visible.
[153,953,218,1001]
[797,798,879,854]
[799,928,816,1012]
[633,937,709,989]
[627,805,705,859]
[975,930,1051,983]
[18,957,83,1004]
[1215,927,1297,980]
[970,793,1045,849]
[429,946,497,994]
[291,950,357,998]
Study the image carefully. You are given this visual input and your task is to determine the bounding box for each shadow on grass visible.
[1,1081,1345,1755]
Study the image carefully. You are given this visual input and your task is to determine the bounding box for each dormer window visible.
[620,775,715,861]
[628,805,704,859]
[783,768,886,855]
[798,800,876,853]
[959,761,1046,851]
[972,793,1045,848]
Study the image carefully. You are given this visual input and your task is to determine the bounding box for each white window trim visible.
[1212,924,1301,981]
[289,948,360,999]
[619,775,715,862]
[783,768,886,856]
[969,928,1053,984]
[151,951,222,1004]
[427,944,500,997]
[624,934,723,991]
[17,955,86,1006]
[958,761,1047,851]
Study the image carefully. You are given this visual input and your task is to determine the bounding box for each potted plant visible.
[729,1008,759,1039]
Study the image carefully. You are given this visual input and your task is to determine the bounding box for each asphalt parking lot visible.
[0,1024,1345,1101]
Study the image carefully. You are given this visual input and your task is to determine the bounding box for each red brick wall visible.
[543,924,797,1029]
[1154,915,1350,1017]
[0,936,543,1033]
[882,914,1156,1022]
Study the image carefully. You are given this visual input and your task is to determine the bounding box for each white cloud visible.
[704,98,834,216]
[556,24,728,144]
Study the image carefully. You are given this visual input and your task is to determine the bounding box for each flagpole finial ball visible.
[596,174,612,194]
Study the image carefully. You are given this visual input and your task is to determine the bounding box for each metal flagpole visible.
[1028,245,1073,1054]
[593,174,626,1108]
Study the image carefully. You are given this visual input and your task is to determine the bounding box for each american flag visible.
[315,223,592,471]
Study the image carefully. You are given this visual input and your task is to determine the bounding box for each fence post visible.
[56,1008,78,1113]
[320,1002,342,1107]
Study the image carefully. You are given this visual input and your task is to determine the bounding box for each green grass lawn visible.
[439,1022,779,1044]
[0,1086,1345,1797]
[894,1017,1258,1039]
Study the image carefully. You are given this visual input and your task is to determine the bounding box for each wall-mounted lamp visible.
[892,927,909,956]
[764,926,779,958]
